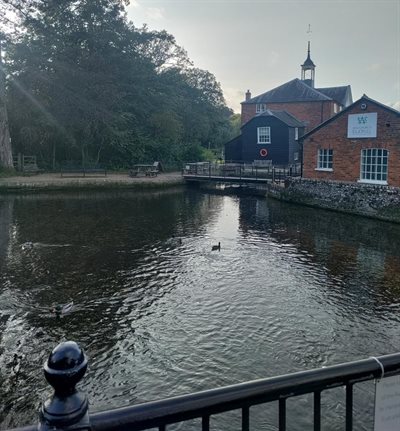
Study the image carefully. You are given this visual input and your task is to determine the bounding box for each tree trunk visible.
[0,40,13,169]
[52,142,56,170]
[81,145,85,168]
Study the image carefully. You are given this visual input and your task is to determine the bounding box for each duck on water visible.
[51,301,74,316]
[212,242,221,251]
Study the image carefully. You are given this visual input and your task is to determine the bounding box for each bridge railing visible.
[8,341,400,431]
[182,162,301,182]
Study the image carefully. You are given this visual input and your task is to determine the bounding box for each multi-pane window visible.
[257,127,271,144]
[317,149,333,169]
[256,103,267,113]
[360,148,388,183]
[294,128,299,140]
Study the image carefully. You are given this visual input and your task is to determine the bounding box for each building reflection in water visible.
[238,195,400,304]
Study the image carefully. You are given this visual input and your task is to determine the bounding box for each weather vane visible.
[307,24,312,34]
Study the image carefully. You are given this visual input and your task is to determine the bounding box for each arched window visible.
[360,149,388,184]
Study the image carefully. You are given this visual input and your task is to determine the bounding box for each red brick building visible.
[301,95,400,187]
[241,43,352,131]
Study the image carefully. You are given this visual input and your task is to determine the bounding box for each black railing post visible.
[38,341,90,431]
[313,391,321,431]
[345,383,353,431]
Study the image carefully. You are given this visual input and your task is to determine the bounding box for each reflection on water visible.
[0,190,400,430]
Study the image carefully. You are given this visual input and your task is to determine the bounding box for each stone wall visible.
[267,178,400,223]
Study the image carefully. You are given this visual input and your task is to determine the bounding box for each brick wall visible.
[241,101,335,130]
[241,103,257,125]
[303,100,400,187]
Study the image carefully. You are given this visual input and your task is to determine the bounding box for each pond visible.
[1,189,400,430]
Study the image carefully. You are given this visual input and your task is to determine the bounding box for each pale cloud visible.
[145,7,164,21]
[223,87,245,113]
[268,51,279,67]
[126,1,164,24]
[367,63,382,72]
[129,0,140,8]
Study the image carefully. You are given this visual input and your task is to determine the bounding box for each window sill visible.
[358,179,388,185]
[257,143,271,145]
[315,168,333,172]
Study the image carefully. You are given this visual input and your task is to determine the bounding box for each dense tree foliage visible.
[0,0,235,169]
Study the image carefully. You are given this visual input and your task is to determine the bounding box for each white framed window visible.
[257,127,271,144]
[256,103,267,113]
[333,103,338,113]
[294,152,299,161]
[359,148,388,184]
[317,149,333,170]
[294,128,299,140]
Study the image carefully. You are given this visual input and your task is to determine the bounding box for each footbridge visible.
[182,162,301,185]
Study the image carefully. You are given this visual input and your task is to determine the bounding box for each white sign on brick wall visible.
[347,112,377,138]
[374,375,400,431]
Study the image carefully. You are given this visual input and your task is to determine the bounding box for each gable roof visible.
[243,78,332,104]
[299,95,400,142]
[316,85,353,106]
[244,109,305,128]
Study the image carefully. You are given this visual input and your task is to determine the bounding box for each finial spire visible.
[301,39,316,88]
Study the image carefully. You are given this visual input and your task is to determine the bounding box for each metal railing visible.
[182,162,301,183]
[8,341,400,431]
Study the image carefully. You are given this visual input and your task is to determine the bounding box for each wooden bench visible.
[129,165,153,177]
[129,162,162,178]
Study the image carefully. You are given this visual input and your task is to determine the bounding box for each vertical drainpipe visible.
[299,136,304,178]
[320,101,324,124]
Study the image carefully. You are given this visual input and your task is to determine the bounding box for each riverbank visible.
[0,172,184,194]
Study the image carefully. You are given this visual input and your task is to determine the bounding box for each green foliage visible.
[0,167,16,177]
[2,0,234,169]
[200,148,218,162]
[230,113,241,138]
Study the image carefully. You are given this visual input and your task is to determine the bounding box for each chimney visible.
[245,89,251,101]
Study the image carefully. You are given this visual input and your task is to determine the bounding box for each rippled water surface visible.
[1,189,400,430]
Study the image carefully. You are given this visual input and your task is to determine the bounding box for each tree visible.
[0,38,13,168]
[3,0,235,168]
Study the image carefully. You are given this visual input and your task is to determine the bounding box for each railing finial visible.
[38,341,90,431]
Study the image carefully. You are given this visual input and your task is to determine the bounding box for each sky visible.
[125,0,400,114]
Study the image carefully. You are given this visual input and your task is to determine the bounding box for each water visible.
[1,189,400,430]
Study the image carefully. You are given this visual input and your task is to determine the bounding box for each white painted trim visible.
[359,148,388,184]
[358,179,388,185]
[257,126,271,144]
[315,168,333,172]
